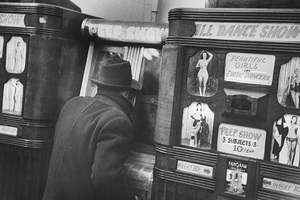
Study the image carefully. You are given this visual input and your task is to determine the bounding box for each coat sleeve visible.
[91,114,135,200]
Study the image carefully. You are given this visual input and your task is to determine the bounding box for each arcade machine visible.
[80,18,168,200]
[0,1,97,199]
[153,8,300,200]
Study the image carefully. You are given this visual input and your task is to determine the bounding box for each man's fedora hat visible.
[89,55,142,90]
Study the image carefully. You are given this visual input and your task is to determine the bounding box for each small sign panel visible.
[263,177,300,196]
[225,52,275,86]
[83,19,168,44]
[217,123,266,159]
[0,13,25,27]
[0,125,17,137]
[177,160,213,178]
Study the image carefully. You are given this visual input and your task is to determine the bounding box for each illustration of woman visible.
[195,51,213,96]
[190,102,204,147]
[14,79,23,115]
[14,41,24,73]
[289,67,300,108]
[284,115,299,165]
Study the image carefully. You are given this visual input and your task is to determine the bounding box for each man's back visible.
[43,93,134,200]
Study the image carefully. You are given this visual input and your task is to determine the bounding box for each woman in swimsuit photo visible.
[195,51,213,96]
[289,67,300,108]
[284,115,299,165]
[190,102,203,147]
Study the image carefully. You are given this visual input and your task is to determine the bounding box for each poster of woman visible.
[271,114,300,166]
[5,36,26,74]
[277,57,300,109]
[2,78,23,115]
[187,50,218,97]
[195,51,213,96]
[181,102,214,149]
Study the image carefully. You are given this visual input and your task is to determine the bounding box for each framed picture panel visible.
[154,8,300,200]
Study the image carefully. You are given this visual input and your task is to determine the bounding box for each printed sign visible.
[82,19,168,44]
[263,177,300,196]
[177,160,213,178]
[225,159,248,196]
[225,52,275,85]
[0,125,17,137]
[0,13,25,27]
[217,123,266,159]
[193,22,300,43]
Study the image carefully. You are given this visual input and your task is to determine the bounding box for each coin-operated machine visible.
[0,1,97,200]
[80,19,168,200]
[153,8,300,200]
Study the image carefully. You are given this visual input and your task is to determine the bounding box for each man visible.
[43,54,142,200]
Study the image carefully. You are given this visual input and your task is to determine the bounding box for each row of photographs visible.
[0,36,26,116]
[181,101,299,166]
[179,49,300,167]
[187,50,300,109]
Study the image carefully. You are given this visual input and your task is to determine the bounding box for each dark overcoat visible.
[43,90,134,200]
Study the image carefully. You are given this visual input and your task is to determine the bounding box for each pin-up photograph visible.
[2,78,23,115]
[5,36,26,74]
[180,101,214,149]
[271,114,300,166]
[277,57,300,109]
[187,50,218,97]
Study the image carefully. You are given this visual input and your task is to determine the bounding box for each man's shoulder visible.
[64,96,123,114]
[65,96,96,106]
[61,96,98,114]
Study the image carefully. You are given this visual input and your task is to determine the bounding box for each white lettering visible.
[0,13,25,27]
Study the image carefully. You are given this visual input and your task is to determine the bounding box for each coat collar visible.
[94,89,134,120]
